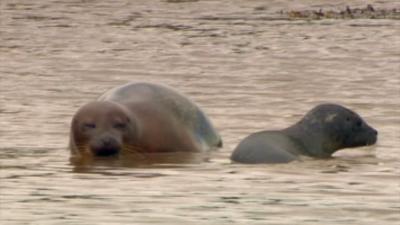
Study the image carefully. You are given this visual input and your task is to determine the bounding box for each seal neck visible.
[284,122,338,158]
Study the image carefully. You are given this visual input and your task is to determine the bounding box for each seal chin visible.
[93,147,120,157]
[366,134,378,146]
[364,129,378,146]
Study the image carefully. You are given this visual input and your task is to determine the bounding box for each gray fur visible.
[231,104,377,164]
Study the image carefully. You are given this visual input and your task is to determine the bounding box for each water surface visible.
[1,0,399,224]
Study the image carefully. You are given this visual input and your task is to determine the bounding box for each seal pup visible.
[231,104,377,164]
[69,82,222,161]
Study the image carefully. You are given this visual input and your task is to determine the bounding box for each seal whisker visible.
[122,145,146,157]
[74,144,91,155]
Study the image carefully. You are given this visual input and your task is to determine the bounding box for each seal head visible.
[70,101,139,158]
[287,104,378,157]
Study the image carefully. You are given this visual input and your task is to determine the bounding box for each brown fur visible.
[69,82,221,161]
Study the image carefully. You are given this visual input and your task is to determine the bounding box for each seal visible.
[69,82,222,160]
[231,104,378,164]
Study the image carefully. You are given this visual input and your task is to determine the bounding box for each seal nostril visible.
[102,139,111,146]
[101,137,116,147]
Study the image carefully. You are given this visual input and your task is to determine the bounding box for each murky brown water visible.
[1,0,399,224]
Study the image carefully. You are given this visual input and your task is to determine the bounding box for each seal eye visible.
[356,120,362,127]
[114,123,126,129]
[346,117,351,122]
[83,123,96,129]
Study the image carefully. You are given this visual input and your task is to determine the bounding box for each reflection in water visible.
[1,0,399,224]
[70,152,212,172]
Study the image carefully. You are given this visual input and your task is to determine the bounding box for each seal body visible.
[231,104,378,164]
[69,82,222,160]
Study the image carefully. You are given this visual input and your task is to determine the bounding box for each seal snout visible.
[91,136,121,157]
[367,128,378,145]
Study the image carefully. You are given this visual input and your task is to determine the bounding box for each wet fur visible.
[231,104,378,164]
[69,82,222,160]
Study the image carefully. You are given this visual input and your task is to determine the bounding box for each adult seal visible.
[69,82,222,160]
[231,104,378,164]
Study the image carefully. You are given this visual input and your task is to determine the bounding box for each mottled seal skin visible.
[69,82,222,160]
[231,104,378,164]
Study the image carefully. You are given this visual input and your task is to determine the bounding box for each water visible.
[1,0,399,224]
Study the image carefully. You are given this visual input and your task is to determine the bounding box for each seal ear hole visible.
[346,117,351,122]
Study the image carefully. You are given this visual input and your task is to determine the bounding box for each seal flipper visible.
[194,110,223,149]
